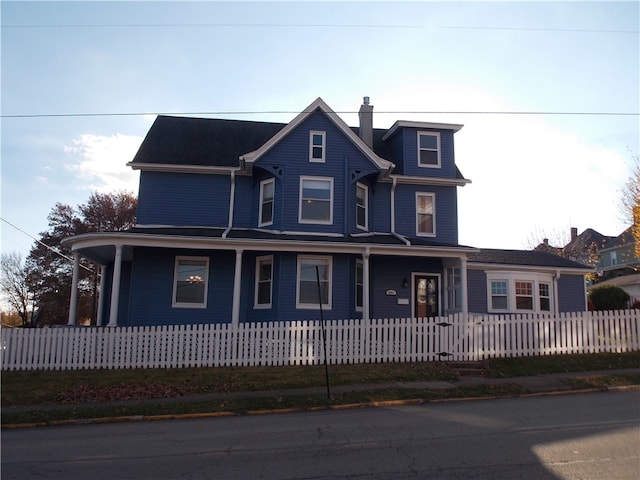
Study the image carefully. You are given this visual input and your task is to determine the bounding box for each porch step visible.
[446,361,489,377]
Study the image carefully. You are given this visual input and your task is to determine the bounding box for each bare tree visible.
[0,252,38,327]
[618,153,640,225]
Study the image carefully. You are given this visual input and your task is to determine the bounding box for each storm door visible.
[413,275,439,319]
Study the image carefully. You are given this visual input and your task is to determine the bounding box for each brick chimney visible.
[358,96,373,148]
[570,227,578,242]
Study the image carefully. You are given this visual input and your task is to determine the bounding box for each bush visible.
[588,285,630,311]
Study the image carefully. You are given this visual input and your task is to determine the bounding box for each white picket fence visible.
[1,310,639,371]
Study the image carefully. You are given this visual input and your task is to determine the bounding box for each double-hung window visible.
[539,283,551,311]
[309,131,326,163]
[488,273,554,313]
[173,256,209,308]
[299,176,333,224]
[416,192,435,236]
[515,281,534,310]
[254,256,273,308]
[259,178,274,226]
[418,131,440,168]
[356,183,368,230]
[297,256,332,309]
[490,280,508,310]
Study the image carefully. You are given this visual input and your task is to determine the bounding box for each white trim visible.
[296,255,332,310]
[389,174,471,187]
[240,97,394,174]
[382,120,463,141]
[258,178,275,227]
[415,192,436,237]
[309,130,326,163]
[64,232,478,258]
[127,162,239,175]
[299,176,334,225]
[356,182,368,231]
[411,272,442,319]
[172,256,209,309]
[486,271,555,314]
[417,131,441,169]
[254,255,273,309]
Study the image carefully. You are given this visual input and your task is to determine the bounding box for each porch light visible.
[402,278,409,289]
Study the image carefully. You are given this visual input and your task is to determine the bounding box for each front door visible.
[414,275,439,318]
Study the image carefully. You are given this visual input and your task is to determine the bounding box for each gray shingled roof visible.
[130,116,287,167]
[468,249,591,269]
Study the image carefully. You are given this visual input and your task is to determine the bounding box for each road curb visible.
[3,384,639,429]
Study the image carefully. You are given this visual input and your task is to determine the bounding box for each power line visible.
[2,110,638,119]
[0,218,94,273]
[2,23,637,34]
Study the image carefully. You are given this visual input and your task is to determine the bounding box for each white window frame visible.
[416,192,436,237]
[172,256,209,309]
[515,281,534,311]
[356,182,368,231]
[309,130,326,163]
[259,178,275,227]
[417,131,441,168]
[254,255,273,309]
[355,259,364,312]
[486,272,555,313]
[490,280,509,311]
[299,176,334,225]
[296,255,332,310]
[446,267,461,313]
[539,282,551,312]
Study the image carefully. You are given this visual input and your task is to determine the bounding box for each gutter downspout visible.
[222,168,239,239]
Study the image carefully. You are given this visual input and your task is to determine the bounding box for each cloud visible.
[64,134,142,194]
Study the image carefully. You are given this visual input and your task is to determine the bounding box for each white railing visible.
[1,310,638,371]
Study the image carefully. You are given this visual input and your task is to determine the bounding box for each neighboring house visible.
[594,226,640,302]
[62,97,591,327]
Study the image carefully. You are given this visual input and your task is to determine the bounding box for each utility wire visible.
[2,23,637,34]
[1,217,94,273]
[3,110,638,119]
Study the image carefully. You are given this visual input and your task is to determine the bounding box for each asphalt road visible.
[2,391,639,480]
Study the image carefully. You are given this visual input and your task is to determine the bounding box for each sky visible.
[1,0,639,261]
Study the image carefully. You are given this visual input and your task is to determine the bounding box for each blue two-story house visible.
[63,97,590,327]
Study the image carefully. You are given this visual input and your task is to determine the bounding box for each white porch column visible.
[363,248,370,321]
[67,252,80,325]
[107,244,123,327]
[460,256,468,314]
[231,249,243,326]
[96,265,107,326]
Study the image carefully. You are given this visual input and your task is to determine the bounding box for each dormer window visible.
[418,131,440,168]
[310,131,326,163]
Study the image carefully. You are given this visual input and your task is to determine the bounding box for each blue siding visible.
[558,275,587,312]
[386,128,457,178]
[127,248,234,326]
[370,256,443,319]
[371,182,391,232]
[137,171,230,227]
[393,184,459,244]
[255,111,379,234]
[467,269,488,313]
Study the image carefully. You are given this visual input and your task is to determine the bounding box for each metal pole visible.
[316,265,330,400]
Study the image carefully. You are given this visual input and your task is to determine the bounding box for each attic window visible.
[310,131,326,163]
[418,131,441,168]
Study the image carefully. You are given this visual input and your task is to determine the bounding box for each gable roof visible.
[129,115,286,169]
[468,248,591,271]
[239,97,395,174]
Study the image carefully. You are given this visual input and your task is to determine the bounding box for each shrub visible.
[588,285,630,311]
